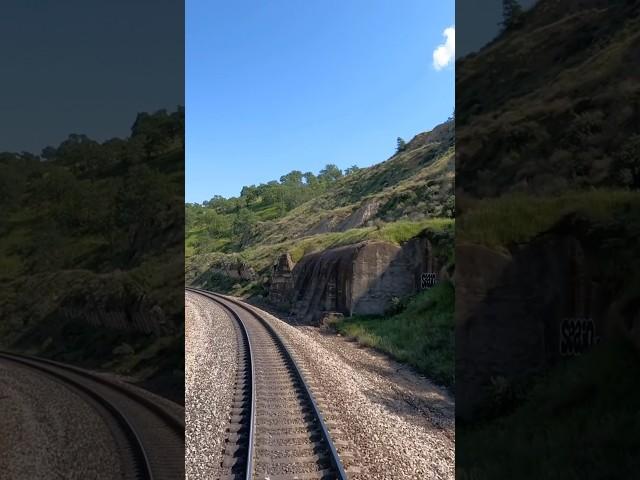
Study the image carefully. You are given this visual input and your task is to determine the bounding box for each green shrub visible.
[335,282,454,387]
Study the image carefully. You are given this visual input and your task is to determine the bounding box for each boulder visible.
[291,241,408,322]
[318,311,344,331]
[290,231,451,323]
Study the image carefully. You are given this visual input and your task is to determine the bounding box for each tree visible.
[0,158,28,209]
[204,209,230,237]
[55,134,103,177]
[171,107,185,149]
[280,170,303,186]
[396,137,407,153]
[41,146,57,161]
[232,208,257,244]
[206,195,229,212]
[318,164,343,184]
[115,164,175,264]
[303,171,318,186]
[345,165,361,175]
[501,0,523,30]
[240,185,260,204]
[130,109,181,159]
[101,138,129,171]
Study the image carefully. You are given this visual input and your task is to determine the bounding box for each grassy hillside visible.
[0,109,184,402]
[458,340,640,479]
[457,0,640,197]
[255,121,454,246]
[335,282,454,388]
[186,120,456,387]
[458,189,640,247]
[455,0,640,324]
[186,120,454,294]
[456,0,640,475]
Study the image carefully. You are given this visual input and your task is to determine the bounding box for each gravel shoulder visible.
[185,291,237,479]
[236,298,455,480]
[0,360,123,480]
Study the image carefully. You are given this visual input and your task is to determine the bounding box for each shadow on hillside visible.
[457,212,640,421]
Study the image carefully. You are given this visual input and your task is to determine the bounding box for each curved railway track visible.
[0,351,184,480]
[187,287,348,480]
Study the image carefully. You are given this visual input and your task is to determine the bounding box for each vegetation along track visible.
[0,351,184,480]
[187,287,348,480]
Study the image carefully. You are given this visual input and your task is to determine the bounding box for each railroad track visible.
[0,351,184,480]
[187,287,348,480]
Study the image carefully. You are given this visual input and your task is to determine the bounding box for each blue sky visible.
[457,0,537,57]
[186,0,454,203]
[1,0,183,154]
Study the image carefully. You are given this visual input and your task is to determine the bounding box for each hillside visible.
[457,0,640,198]
[0,109,185,402]
[186,119,454,292]
[186,120,455,385]
[455,1,640,477]
[257,120,454,245]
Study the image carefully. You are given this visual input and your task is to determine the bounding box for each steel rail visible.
[187,287,348,480]
[188,287,256,480]
[0,351,155,480]
[217,296,255,480]
[0,350,184,436]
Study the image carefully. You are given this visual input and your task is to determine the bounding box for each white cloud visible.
[433,26,455,71]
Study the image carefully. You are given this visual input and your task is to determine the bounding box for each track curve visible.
[0,351,184,480]
[187,287,348,480]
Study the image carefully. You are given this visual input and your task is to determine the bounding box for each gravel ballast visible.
[0,360,123,480]
[185,291,237,479]
[230,298,455,480]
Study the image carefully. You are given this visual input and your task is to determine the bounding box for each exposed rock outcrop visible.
[305,218,336,236]
[193,256,256,286]
[406,119,454,151]
[456,213,638,419]
[304,200,382,236]
[336,200,381,231]
[403,229,453,286]
[275,227,453,323]
[269,253,295,308]
[290,241,409,322]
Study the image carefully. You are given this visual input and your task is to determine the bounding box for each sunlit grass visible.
[458,189,640,247]
[334,282,454,387]
[458,340,640,479]
[236,218,453,271]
